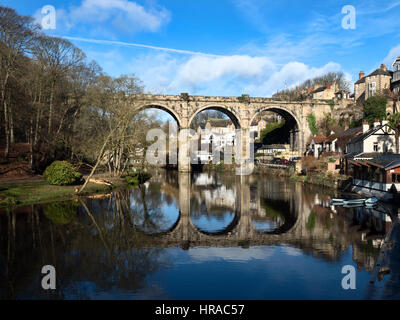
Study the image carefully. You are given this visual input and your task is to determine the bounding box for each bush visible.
[125,169,151,185]
[307,113,318,135]
[363,96,387,124]
[125,176,139,186]
[44,161,83,186]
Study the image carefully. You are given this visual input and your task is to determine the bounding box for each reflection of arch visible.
[189,105,241,129]
[136,104,182,128]
[264,213,297,235]
[251,198,298,235]
[135,210,181,236]
[191,212,241,236]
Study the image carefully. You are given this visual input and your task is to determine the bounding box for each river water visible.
[0,170,399,300]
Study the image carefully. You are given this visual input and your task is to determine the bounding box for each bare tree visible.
[0,6,38,157]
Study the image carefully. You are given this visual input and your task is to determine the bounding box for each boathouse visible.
[349,154,400,192]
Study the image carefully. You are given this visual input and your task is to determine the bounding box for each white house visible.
[196,118,236,163]
[345,120,396,160]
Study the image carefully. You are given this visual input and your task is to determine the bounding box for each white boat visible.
[331,196,379,207]
[365,203,378,209]
[365,197,379,205]
[331,198,345,204]
[342,198,366,205]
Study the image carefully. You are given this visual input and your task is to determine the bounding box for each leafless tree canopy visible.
[0,6,157,175]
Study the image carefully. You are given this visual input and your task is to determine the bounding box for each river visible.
[0,170,399,300]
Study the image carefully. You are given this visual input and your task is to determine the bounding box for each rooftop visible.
[369,154,400,169]
[312,135,327,144]
[338,126,363,137]
[352,154,400,169]
[348,123,393,145]
[355,77,365,85]
[366,64,393,78]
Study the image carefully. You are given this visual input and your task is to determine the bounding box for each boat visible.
[330,197,379,206]
[331,198,345,204]
[365,197,379,205]
[342,198,366,205]
[365,203,378,209]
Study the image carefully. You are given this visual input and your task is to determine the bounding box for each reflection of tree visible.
[0,191,170,299]
[130,185,173,233]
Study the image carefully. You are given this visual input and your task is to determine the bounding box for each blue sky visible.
[2,0,400,96]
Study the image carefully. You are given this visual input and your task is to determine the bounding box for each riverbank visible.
[0,176,127,208]
[290,172,351,189]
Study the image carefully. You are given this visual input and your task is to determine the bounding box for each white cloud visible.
[383,44,400,67]
[35,0,170,36]
[245,61,349,95]
[186,247,276,263]
[171,55,275,87]
[69,0,170,33]
[127,52,348,97]
[280,245,302,257]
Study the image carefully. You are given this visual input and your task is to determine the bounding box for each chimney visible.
[362,121,369,133]
[373,119,381,128]
[359,71,365,80]
[381,64,387,71]
[382,120,388,126]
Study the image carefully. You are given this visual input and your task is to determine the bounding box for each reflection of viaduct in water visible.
[148,173,319,247]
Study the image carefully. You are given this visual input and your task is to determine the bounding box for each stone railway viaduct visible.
[132,94,332,172]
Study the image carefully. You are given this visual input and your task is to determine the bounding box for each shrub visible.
[44,161,83,186]
[125,169,152,185]
[363,95,387,124]
[125,176,139,186]
[307,113,318,135]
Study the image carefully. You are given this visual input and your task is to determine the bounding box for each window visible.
[373,142,378,152]
[369,82,376,96]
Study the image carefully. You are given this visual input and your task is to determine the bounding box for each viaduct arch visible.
[131,94,332,173]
